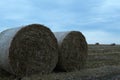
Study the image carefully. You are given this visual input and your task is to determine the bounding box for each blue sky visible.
[0,0,120,44]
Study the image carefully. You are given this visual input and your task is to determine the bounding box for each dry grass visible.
[86,44,120,68]
[22,65,120,80]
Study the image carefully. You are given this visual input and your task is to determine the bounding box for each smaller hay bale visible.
[54,31,88,72]
[95,42,100,45]
[110,43,116,46]
[0,24,58,77]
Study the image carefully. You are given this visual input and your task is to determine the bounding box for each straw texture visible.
[0,24,58,77]
[54,31,88,72]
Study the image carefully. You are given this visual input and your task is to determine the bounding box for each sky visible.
[0,0,120,44]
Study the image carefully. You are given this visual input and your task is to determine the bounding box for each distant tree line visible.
[94,42,116,46]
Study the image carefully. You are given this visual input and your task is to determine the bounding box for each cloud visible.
[0,0,111,27]
[92,0,120,18]
[98,0,120,13]
[88,0,120,32]
[0,0,120,43]
[0,0,34,20]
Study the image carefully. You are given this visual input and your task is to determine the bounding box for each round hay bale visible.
[0,24,58,77]
[54,31,88,72]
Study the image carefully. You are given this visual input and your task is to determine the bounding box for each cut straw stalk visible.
[54,31,88,72]
[0,24,58,77]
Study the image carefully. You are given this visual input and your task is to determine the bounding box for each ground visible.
[0,44,120,80]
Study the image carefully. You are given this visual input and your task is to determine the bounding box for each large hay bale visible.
[0,24,58,77]
[54,31,88,72]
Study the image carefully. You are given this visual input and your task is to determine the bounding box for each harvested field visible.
[0,24,58,77]
[22,65,120,80]
[21,44,120,80]
[0,43,120,80]
[87,44,120,68]
[54,31,88,72]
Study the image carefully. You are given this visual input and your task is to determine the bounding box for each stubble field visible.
[0,44,120,80]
